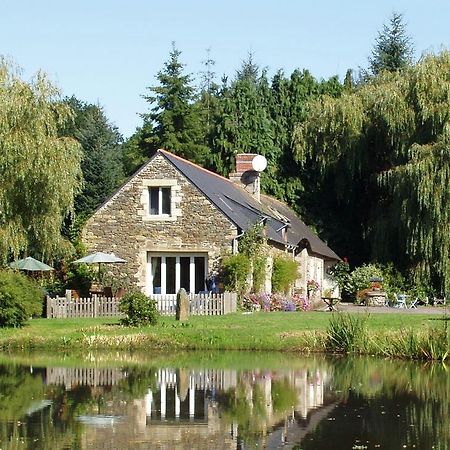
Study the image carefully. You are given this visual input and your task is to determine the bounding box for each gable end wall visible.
[83,154,237,290]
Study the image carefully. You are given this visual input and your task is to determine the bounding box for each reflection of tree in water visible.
[298,358,450,450]
[217,370,301,448]
[0,364,159,449]
[0,364,85,449]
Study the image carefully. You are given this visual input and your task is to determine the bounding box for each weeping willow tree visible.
[0,59,83,262]
[294,51,450,294]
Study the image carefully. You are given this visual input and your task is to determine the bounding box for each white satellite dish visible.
[251,155,267,172]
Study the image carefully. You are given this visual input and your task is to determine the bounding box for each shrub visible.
[345,264,383,301]
[271,256,298,294]
[241,292,309,312]
[328,260,351,293]
[0,270,43,327]
[119,291,159,327]
[220,253,251,294]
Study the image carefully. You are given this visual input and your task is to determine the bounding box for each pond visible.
[0,351,448,449]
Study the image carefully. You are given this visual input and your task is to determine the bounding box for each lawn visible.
[0,311,443,353]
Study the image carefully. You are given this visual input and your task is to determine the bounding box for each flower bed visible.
[242,293,310,312]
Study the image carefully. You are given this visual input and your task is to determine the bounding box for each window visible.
[149,187,171,215]
[147,253,207,295]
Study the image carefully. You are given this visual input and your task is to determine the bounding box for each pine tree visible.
[143,43,210,165]
[369,12,413,75]
[211,56,275,179]
[61,96,124,217]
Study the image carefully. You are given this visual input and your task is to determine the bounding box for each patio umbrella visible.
[73,251,126,282]
[9,256,53,272]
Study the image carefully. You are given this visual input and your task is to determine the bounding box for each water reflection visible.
[0,354,448,449]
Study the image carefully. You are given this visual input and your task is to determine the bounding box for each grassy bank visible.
[0,311,448,360]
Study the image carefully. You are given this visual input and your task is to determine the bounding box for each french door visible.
[147,253,207,295]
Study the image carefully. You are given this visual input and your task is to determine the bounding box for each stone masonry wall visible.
[83,154,237,291]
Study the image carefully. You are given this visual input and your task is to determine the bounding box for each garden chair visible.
[409,297,419,309]
[394,293,407,308]
[433,296,446,306]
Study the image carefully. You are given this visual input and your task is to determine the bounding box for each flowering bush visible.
[241,292,310,312]
[292,293,310,311]
[282,300,296,311]
[307,279,320,293]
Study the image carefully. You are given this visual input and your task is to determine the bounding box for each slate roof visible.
[159,149,339,261]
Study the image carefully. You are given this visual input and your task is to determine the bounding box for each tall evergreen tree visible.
[143,43,210,165]
[211,55,275,183]
[121,120,156,176]
[368,12,414,75]
[60,96,124,217]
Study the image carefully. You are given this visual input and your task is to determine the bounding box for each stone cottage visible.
[82,149,339,298]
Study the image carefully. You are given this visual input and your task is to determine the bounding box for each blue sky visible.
[2,1,449,137]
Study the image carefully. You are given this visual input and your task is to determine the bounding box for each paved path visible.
[323,302,450,315]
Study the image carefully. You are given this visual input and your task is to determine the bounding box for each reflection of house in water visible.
[145,368,237,422]
[46,367,126,388]
[43,366,335,449]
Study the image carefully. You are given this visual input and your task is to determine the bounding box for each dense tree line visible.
[4,12,450,296]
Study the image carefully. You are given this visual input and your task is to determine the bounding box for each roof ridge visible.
[158,148,235,185]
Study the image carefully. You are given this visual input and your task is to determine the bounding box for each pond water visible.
[0,351,448,449]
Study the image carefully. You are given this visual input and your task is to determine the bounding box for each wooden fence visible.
[154,292,237,316]
[46,291,237,319]
[46,294,122,319]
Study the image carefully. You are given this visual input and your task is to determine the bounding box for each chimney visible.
[229,154,264,202]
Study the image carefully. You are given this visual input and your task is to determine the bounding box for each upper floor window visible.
[149,187,171,215]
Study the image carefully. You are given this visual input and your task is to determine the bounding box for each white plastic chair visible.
[394,293,407,308]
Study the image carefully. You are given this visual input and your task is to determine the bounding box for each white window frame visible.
[140,179,181,222]
[146,252,207,295]
[149,186,171,216]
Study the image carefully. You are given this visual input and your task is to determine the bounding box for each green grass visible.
[0,311,445,358]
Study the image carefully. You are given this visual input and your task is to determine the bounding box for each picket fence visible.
[46,291,237,319]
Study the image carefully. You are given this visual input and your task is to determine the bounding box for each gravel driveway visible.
[324,302,450,315]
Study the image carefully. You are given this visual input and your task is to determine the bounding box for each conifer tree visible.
[143,43,210,166]
[369,12,413,75]
[61,96,124,217]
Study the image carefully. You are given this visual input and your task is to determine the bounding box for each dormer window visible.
[149,187,171,216]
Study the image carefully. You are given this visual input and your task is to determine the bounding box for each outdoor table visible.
[322,297,340,311]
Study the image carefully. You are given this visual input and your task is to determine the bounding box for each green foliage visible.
[345,264,383,300]
[376,262,406,298]
[238,223,265,258]
[121,121,157,176]
[119,291,159,327]
[220,253,251,295]
[0,59,83,262]
[368,12,413,76]
[65,263,95,297]
[271,256,298,294]
[326,313,370,353]
[295,51,450,295]
[328,260,351,292]
[252,256,266,293]
[237,223,267,293]
[142,43,210,166]
[60,96,124,217]
[0,270,44,327]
